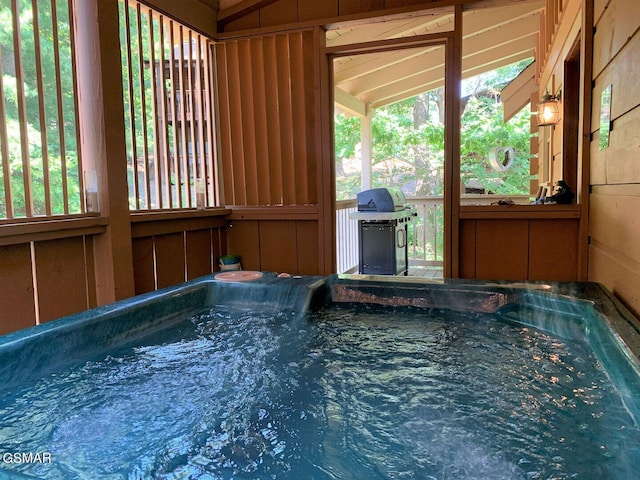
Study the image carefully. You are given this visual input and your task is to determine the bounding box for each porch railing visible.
[336,199,359,273]
[336,194,531,274]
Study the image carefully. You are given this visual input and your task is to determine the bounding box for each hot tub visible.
[0,273,639,479]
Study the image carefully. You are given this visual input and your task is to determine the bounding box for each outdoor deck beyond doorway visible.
[408,265,444,279]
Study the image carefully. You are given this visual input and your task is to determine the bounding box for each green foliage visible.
[0,0,80,218]
[334,59,533,200]
[334,60,533,260]
[334,114,362,200]
[460,95,531,195]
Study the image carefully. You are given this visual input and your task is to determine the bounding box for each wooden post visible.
[577,0,593,281]
[361,108,372,191]
[74,0,135,303]
[443,5,462,278]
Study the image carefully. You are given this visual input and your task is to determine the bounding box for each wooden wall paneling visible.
[592,0,640,78]
[590,240,640,318]
[339,0,385,16]
[592,108,640,185]
[589,30,640,188]
[562,40,580,196]
[590,186,640,267]
[84,235,97,309]
[384,0,440,8]
[263,36,284,204]
[458,219,476,279]
[238,39,260,205]
[154,233,186,289]
[227,220,261,270]
[226,42,248,205]
[215,44,235,205]
[591,30,640,130]
[538,0,581,98]
[260,0,297,27]
[213,227,226,271]
[528,219,579,281]
[34,237,88,323]
[224,10,260,31]
[276,34,296,205]
[594,0,608,23]
[298,0,338,22]
[319,26,336,275]
[474,220,529,280]
[577,0,594,281]
[250,37,272,204]
[0,244,36,334]
[589,133,607,185]
[529,98,539,194]
[296,220,319,274]
[145,0,217,36]
[303,29,319,205]
[207,43,222,207]
[186,229,214,280]
[259,220,299,273]
[132,236,155,294]
[290,32,309,205]
[551,107,563,185]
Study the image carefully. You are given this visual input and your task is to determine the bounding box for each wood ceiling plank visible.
[333,2,541,86]
[338,15,537,97]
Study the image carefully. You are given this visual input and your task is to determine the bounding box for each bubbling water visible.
[0,303,639,479]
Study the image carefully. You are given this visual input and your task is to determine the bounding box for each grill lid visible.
[357,187,407,212]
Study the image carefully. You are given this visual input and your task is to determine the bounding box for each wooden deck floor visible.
[342,263,443,279]
[407,265,443,279]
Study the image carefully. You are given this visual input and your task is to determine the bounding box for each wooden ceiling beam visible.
[501,61,536,122]
[217,0,278,25]
[334,87,368,117]
[333,2,541,84]
[339,15,538,96]
[366,35,535,107]
[372,49,534,108]
[327,12,454,48]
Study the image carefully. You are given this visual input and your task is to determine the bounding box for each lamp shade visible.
[537,93,560,126]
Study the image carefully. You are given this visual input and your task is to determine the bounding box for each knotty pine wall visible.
[589,0,640,317]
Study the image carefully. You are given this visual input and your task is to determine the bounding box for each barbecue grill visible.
[349,187,416,275]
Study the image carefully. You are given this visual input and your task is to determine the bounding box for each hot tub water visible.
[1,301,639,479]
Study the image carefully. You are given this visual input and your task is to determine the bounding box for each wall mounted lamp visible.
[537,91,561,127]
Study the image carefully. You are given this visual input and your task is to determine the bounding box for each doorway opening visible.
[331,41,448,277]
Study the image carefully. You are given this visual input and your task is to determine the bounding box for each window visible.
[118,1,219,210]
[0,0,82,219]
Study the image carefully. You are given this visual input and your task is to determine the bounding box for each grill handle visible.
[397,228,406,248]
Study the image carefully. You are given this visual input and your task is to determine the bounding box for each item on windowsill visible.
[531,186,548,204]
[490,198,515,206]
[544,180,575,204]
[219,254,241,271]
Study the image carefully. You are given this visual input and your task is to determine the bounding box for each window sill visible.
[0,215,109,246]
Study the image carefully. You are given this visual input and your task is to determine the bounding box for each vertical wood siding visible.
[130,218,227,295]
[459,216,580,282]
[0,234,98,335]
[589,0,640,316]
[215,30,318,207]
[0,244,36,334]
[227,218,319,275]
